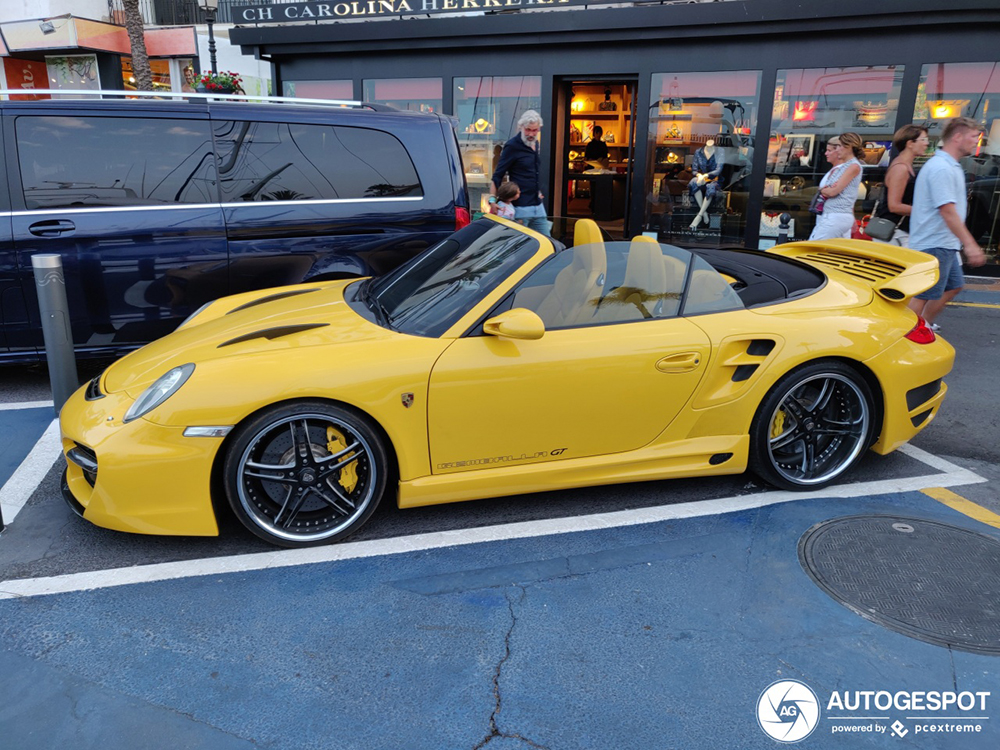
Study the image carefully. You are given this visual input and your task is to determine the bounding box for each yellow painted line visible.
[922,487,1000,529]
[949,301,1000,309]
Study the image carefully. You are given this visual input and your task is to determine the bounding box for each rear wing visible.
[766,239,939,303]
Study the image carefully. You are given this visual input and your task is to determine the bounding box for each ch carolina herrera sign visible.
[237,0,606,23]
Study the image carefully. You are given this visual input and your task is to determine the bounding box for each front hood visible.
[104,281,396,394]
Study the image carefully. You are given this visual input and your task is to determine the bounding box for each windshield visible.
[370,219,540,337]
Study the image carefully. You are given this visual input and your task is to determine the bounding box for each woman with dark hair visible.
[873,124,930,246]
[808,132,864,240]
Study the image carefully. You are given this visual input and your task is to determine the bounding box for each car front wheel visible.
[223,401,388,547]
[750,362,874,490]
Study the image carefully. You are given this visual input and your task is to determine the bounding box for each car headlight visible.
[123,364,195,423]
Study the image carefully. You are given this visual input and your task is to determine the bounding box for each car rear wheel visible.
[750,362,874,490]
[223,401,388,547]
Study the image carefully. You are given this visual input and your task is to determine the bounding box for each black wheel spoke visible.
[318,440,362,464]
[808,379,836,415]
[244,459,294,482]
[275,487,309,528]
[312,483,355,515]
[289,419,314,466]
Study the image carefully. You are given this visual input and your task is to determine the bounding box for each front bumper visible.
[866,335,955,455]
[60,383,223,536]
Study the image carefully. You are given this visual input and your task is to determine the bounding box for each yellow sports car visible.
[61,217,953,547]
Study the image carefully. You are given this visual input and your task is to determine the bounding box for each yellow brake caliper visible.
[771,409,786,439]
[326,426,359,493]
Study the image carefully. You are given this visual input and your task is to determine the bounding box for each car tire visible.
[749,362,874,491]
[223,401,389,547]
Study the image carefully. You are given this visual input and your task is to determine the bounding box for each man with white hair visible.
[489,109,551,235]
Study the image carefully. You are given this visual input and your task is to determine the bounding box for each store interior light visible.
[571,98,584,113]
[929,100,969,119]
[793,101,818,121]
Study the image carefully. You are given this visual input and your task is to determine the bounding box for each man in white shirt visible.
[907,117,986,329]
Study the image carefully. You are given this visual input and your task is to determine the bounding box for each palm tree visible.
[122,0,154,91]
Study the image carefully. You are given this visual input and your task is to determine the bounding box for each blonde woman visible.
[809,132,864,240]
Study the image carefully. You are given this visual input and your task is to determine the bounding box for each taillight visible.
[455,206,471,231]
[905,316,936,344]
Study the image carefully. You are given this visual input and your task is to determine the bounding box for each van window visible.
[15,116,217,209]
[213,120,423,202]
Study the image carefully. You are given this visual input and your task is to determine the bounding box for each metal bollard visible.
[32,254,80,414]
[776,213,792,245]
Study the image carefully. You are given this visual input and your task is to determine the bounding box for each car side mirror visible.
[483,308,545,340]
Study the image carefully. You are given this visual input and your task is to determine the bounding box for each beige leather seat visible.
[593,235,673,323]
[534,220,606,328]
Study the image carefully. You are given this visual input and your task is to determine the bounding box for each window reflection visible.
[645,71,761,246]
[452,76,542,215]
[363,78,442,113]
[16,116,217,209]
[764,66,904,244]
[282,80,354,100]
[915,62,1000,269]
[213,121,422,202]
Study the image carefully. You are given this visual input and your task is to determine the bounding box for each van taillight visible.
[455,207,471,231]
[905,316,936,344]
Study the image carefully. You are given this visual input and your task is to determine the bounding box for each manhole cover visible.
[799,515,1000,655]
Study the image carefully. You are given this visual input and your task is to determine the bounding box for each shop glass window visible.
[363,78,442,113]
[766,66,904,244]
[452,76,542,215]
[15,116,217,209]
[915,62,1000,270]
[645,71,761,246]
[213,121,422,202]
[282,80,354,100]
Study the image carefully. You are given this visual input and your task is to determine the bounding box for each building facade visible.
[233,0,1000,270]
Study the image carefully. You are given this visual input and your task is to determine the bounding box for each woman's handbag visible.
[808,192,826,215]
[863,199,901,241]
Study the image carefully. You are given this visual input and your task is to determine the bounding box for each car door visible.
[7,107,227,356]
[0,118,17,356]
[426,240,713,474]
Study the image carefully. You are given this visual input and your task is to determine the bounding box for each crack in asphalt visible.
[473,586,549,750]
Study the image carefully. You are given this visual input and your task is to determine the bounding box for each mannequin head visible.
[704,138,716,153]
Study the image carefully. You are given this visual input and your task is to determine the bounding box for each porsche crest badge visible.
[401,392,414,408]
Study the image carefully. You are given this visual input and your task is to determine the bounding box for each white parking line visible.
[0,419,61,527]
[0,400,55,411]
[0,446,986,601]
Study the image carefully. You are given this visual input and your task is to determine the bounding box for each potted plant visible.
[195,70,244,95]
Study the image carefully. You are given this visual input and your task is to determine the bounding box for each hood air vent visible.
[227,288,320,315]
[219,323,329,348]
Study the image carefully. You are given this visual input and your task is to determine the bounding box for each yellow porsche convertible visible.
[61,217,953,547]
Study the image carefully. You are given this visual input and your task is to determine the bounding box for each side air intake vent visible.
[219,323,329,348]
[878,288,906,301]
[747,339,775,357]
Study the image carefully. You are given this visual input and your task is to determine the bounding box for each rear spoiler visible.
[766,239,939,303]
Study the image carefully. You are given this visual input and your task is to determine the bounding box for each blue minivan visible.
[0,93,469,363]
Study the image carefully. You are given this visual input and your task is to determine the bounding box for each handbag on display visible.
[863,199,901,241]
[808,192,826,215]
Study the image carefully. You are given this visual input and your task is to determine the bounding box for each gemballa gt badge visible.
[401,392,414,408]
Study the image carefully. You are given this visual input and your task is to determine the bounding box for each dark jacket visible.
[492,134,541,207]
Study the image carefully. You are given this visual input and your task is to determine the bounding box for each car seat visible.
[534,219,606,328]
[593,235,674,323]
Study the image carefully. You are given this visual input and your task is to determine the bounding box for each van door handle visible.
[28,219,76,237]
[656,352,702,373]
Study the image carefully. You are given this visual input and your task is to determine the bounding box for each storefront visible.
[0,15,198,98]
[232,0,1000,274]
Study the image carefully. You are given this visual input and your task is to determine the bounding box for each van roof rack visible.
[0,89,396,111]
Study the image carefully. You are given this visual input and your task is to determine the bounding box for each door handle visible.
[656,352,702,373]
[28,219,76,237]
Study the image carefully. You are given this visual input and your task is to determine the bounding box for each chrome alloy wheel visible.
[765,372,870,486]
[234,412,380,544]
